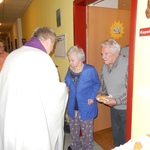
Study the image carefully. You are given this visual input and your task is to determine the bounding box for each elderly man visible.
[96,39,128,147]
[0,27,68,150]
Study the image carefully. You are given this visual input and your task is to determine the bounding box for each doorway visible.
[73,0,134,141]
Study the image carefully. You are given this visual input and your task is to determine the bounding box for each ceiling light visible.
[0,0,3,4]
[0,23,1,25]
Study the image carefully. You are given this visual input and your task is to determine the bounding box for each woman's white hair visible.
[101,39,121,53]
[67,45,85,62]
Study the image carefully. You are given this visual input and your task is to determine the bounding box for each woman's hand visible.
[88,99,94,105]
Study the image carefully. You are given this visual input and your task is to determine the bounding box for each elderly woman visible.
[65,46,100,150]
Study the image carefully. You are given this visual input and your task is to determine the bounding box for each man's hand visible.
[104,97,116,107]
[96,93,101,99]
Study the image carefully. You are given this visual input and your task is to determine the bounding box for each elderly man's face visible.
[0,42,5,54]
[101,45,119,69]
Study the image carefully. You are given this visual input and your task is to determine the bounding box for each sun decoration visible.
[110,21,124,39]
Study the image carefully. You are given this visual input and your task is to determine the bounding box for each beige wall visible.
[21,0,74,82]
[9,18,22,51]
[131,0,150,140]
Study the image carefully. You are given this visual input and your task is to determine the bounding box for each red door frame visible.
[126,0,137,141]
[73,0,96,57]
[73,0,136,141]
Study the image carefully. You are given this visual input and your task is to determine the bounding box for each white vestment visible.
[0,46,68,150]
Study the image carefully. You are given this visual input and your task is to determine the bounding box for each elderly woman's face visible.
[68,52,81,68]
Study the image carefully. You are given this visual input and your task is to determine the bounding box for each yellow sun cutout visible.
[110,21,124,39]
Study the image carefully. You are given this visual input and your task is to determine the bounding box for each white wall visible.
[89,0,118,8]
[10,18,23,50]
[131,0,150,140]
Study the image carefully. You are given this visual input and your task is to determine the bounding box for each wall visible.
[16,18,23,48]
[91,0,118,8]
[21,0,74,82]
[8,18,22,51]
[131,0,150,140]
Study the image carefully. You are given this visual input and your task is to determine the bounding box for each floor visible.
[93,128,114,150]
[64,126,114,150]
[64,133,103,150]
